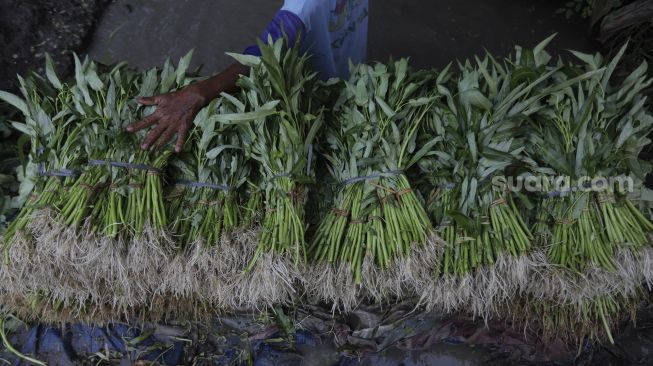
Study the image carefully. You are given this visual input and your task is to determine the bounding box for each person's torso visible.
[282,0,369,79]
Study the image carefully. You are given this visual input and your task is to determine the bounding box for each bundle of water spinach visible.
[307,59,442,309]
[216,39,325,307]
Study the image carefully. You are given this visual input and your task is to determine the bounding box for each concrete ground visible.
[0,0,110,91]
[88,0,597,75]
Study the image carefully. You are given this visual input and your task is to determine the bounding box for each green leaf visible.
[495,68,559,118]
[220,92,246,111]
[305,115,323,146]
[355,78,368,106]
[392,59,408,91]
[461,89,492,110]
[227,52,262,68]
[448,210,478,235]
[37,109,54,136]
[213,101,280,124]
[16,133,30,176]
[74,53,94,106]
[11,122,33,136]
[140,69,158,97]
[406,137,443,169]
[176,49,195,84]
[408,97,434,107]
[44,54,63,89]
[375,96,395,118]
[467,132,478,163]
[86,68,104,91]
[206,145,243,160]
[570,192,589,220]
[546,68,605,93]
[533,34,556,67]
[160,58,176,93]
[0,91,29,116]
[569,50,599,69]
[467,178,477,209]
[601,41,628,88]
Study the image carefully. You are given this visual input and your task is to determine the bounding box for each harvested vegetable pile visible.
[217,41,325,307]
[0,39,324,321]
[1,37,653,345]
[415,53,540,317]
[0,51,198,318]
[517,42,653,343]
[162,96,257,307]
[306,60,442,309]
[414,37,653,342]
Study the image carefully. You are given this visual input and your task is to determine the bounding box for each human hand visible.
[127,86,206,152]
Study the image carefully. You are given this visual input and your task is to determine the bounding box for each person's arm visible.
[128,10,305,153]
[127,62,248,152]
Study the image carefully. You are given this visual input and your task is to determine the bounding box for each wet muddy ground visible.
[3,301,653,365]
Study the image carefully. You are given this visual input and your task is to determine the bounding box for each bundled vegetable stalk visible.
[0,103,21,293]
[414,40,583,315]
[215,39,324,307]
[163,96,253,305]
[2,53,197,311]
[0,104,20,236]
[528,44,653,274]
[521,43,653,342]
[71,54,196,308]
[306,60,442,308]
[0,56,90,299]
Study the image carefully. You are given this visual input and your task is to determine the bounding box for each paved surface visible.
[0,0,110,91]
[88,0,597,75]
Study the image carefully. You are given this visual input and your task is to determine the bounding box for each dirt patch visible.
[0,0,110,92]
